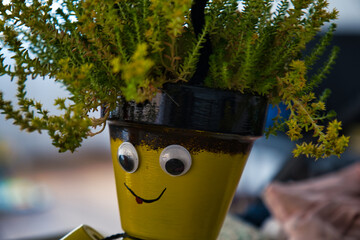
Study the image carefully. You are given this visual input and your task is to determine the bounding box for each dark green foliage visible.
[205,0,338,94]
[0,0,349,158]
[204,0,348,159]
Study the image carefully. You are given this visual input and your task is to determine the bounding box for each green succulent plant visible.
[0,0,349,158]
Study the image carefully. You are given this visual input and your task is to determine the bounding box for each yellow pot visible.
[107,84,268,240]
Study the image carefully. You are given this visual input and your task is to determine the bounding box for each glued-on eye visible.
[159,145,192,176]
[118,142,139,173]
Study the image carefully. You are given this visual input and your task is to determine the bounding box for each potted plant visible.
[0,0,349,239]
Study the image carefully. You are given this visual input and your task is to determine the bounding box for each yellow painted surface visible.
[60,225,103,240]
[110,138,249,240]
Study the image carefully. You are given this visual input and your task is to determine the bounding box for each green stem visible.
[178,20,210,81]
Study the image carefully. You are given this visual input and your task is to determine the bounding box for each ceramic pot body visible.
[107,84,268,240]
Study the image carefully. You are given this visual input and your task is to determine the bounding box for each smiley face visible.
[117,143,192,204]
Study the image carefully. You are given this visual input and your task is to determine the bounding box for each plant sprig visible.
[275,60,349,159]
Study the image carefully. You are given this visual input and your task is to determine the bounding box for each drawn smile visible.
[124,183,167,204]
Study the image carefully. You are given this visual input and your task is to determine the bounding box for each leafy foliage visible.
[275,60,348,158]
[0,0,349,158]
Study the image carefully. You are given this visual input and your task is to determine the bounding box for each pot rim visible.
[105,83,269,137]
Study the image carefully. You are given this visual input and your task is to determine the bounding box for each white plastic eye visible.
[159,145,192,176]
[117,142,139,173]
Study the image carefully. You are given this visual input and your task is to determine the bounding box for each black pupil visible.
[165,158,185,175]
[119,154,134,172]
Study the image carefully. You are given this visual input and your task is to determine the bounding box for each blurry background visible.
[1,0,360,239]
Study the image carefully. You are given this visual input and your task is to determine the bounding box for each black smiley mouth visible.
[124,183,167,204]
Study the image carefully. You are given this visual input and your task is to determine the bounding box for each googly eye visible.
[159,145,192,176]
[117,142,139,173]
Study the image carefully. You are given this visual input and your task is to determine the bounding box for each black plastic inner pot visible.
[106,83,269,138]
